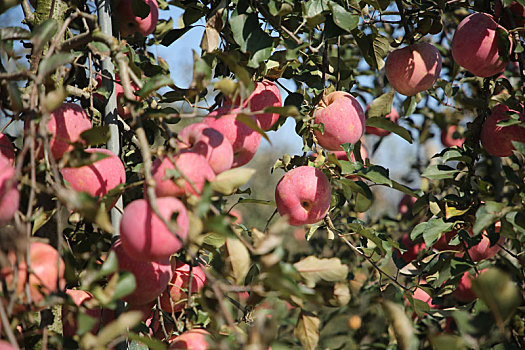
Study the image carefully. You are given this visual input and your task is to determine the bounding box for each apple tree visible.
[0,0,524,349]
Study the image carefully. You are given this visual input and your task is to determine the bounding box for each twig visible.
[395,0,414,45]
[0,300,19,348]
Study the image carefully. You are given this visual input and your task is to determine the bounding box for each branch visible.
[395,0,414,45]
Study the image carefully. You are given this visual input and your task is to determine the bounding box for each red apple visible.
[178,123,234,174]
[159,259,207,313]
[151,152,216,198]
[480,103,525,157]
[433,229,462,252]
[120,197,189,262]
[62,289,114,337]
[60,148,126,209]
[453,269,487,303]
[0,340,17,350]
[413,287,439,309]
[202,107,262,167]
[95,74,140,120]
[365,106,400,137]
[398,194,417,217]
[331,143,368,162]
[111,239,173,305]
[275,166,332,226]
[440,125,465,148]
[0,134,15,165]
[229,209,243,224]
[451,13,512,77]
[28,103,92,160]
[385,42,442,96]
[313,91,365,151]
[243,80,282,130]
[2,242,65,306]
[116,0,159,37]
[466,233,504,262]
[0,154,19,226]
[396,233,426,263]
[495,1,525,29]
[169,329,210,350]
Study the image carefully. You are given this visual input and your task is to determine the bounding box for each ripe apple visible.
[495,1,525,29]
[0,340,17,350]
[275,166,332,226]
[169,329,210,350]
[0,134,15,165]
[116,0,159,38]
[95,74,140,120]
[466,233,504,262]
[1,242,65,306]
[229,209,243,224]
[151,152,216,198]
[120,197,189,262]
[480,103,525,157]
[396,233,426,263]
[111,239,173,305]
[440,125,465,148]
[202,107,262,167]
[242,80,282,130]
[331,143,368,162]
[433,229,462,252]
[313,91,365,151]
[385,42,442,96]
[413,287,439,309]
[398,194,417,218]
[27,103,92,160]
[159,259,207,313]
[60,148,126,209]
[0,154,19,226]
[453,269,487,303]
[451,13,512,77]
[365,106,400,137]
[178,123,234,174]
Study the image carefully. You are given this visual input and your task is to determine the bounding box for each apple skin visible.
[0,134,15,165]
[453,269,487,303]
[111,239,173,305]
[243,80,282,130]
[275,166,332,226]
[60,148,126,209]
[202,107,262,167]
[169,329,210,350]
[116,0,159,37]
[480,103,525,157]
[398,194,417,218]
[466,233,504,262]
[120,197,189,262]
[1,242,65,306]
[451,13,511,77]
[440,125,465,148]
[0,154,19,226]
[365,107,400,137]
[495,1,525,29]
[385,42,442,96]
[95,74,140,120]
[433,229,462,252]
[178,123,234,174]
[331,143,368,162]
[396,233,426,264]
[159,259,207,313]
[229,209,243,224]
[0,340,17,350]
[151,152,216,198]
[413,287,439,309]
[28,103,92,160]
[313,91,366,151]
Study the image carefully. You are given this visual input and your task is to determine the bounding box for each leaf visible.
[421,164,459,180]
[367,91,395,117]
[131,0,150,19]
[330,2,359,32]
[216,52,253,89]
[229,12,274,68]
[511,141,525,155]
[237,198,276,206]
[212,168,256,195]
[161,26,194,46]
[127,333,166,350]
[81,311,143,349]
[419,218,454,247]
[112,271,137,301]
[214,78,238,98]
[263,105,300,118]
[97,250,118,278]
[80,125,111,146]
[293,256,348,288]
[226,237,251,284]
[201,26,220,53]
[38,52,80,77]
[357,165,392,186]
[473,201,507,235]
[294,311,320,350]
[0,26,30,40]
[366,117,413,143]
[31,19,58,53]
[137,75,174,98]
[381,300,418,350]
[236,113,271,144]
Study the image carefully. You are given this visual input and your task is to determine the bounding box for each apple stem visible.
[395,0,414,45]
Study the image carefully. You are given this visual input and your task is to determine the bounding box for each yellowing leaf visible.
[293,256,348,288]
[226,237,251,284]
[212,168,256,195]
[294,311,320,350]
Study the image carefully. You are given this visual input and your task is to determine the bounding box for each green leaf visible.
[263,105,300,118]
[80,125,111,146]
[131,0,150,19]
[473,201,507,235]
[161,26,194,46]
[97,250,119,278]
[31,19,58,53]
[294,311,320,350]
[112,271,136,300]
[419,218,454,247]
[421,164,459,180]
[381,300,418,350]
[329,2,359,32]
[229,12,273,68]
[212,168,256,195]
[294,256,348,288]
[38,52,80,77]
[511,141,525,155]
[217,52,253,89]
[137,75,174,98]
[366,117,412,143]
[236,113,271,144]
[367,91,395,118]
[402,95,417,116]
[77,313,98,336]
[357,165,392,187]
[127,333,166,350]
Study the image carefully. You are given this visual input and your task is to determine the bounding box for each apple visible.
[440,125,465,148]
[453,269,487,303]
[495,1,525,30]
[433,229,462,252]
[229,209,243,224]
[27,103,92,160]
[169,329,210,350]
[451,13,512,77]
[151,152,216,198]
[1,242,65,306]
[60,148,126,209]
[0,154,19,226]
[116,0,159,38]
[111,239,173,305]
[95,74,140,120]
[0,134,15,165]
[365,106,400,137]
[396,233,426,263]
[466,233,504,262]
[480,103,525,157]
[202,107,262,167]
[242,80,282,130]
[178,123,234,174]
[159,259,206,313]
[313,91,366,151]
[331,143,368,162]
[385,42,442,96]
[275,166,332,226]
[120,197,189,261]
[0,341,17,350]
[398,194,417,218]
[413,287,439,309]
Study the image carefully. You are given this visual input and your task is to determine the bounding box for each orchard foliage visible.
[0,0,525,349]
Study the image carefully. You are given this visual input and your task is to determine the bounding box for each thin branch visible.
[395,0,414,45]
